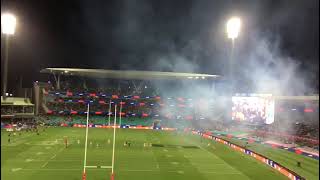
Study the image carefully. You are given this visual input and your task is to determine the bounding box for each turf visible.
[1,127,294,180]
[214,135,319,180]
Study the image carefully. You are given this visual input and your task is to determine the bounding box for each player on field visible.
[64,137,68,148]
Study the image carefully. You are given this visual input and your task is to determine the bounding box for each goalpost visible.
[82,103,117,180]
[108,100,112,126]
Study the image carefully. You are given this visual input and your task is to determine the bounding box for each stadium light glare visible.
[2,13,17,100]
[226,17,241,39]
[1,13,16,35]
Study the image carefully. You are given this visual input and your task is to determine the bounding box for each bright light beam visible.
[226,17,241,39]
[1,13,16,35]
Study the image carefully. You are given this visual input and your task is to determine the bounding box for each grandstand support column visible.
[2,35,9,100]
[57,75,60,90]
[52,73,61,90]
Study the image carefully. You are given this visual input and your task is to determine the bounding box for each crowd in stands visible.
[1,105,34,115]
[41,78,204,129]
[39,79,319,148]
[56,78,158,97]
[1,106,13,115]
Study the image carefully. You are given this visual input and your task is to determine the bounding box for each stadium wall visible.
[192,130,305,180]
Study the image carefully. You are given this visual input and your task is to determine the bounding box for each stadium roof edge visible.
[1,97,34,106]
[40,68,221,80]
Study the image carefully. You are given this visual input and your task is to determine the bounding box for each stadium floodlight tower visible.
[1,13,16,100]
[226,17,241,45]
[226,16,240,120]
[226,16,241,85]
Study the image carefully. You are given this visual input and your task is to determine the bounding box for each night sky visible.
[1,0,319,94]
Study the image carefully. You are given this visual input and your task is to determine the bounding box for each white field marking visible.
[49,147,63,160]
[177,170,184,174]
[31,140,61,146]
[184,138,250,178]
[31,147,63,169]
[25,159,34,162]
[18,168,80,171]
[122,169,159,172]
[10,159,81,162]
[201,171,242,174]
[198,163,228,166]
[11,168,22,172]
[50,154,57,160]
[41,161,49,168]
[18,168,243,174]
[100,166,112,169]
[85,166,112,169]
[170,162,179,165]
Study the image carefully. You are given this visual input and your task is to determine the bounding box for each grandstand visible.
[35,68,220,129]
[1,97,34,123]
[1,68,319,180]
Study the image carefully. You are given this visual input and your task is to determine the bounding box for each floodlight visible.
[226,17,241,39]
[1,13,16,35]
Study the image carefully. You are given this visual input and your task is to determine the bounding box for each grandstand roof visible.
[40,68,221,80]
[1,97,34,106]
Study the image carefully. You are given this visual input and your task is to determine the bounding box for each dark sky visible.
[1,0,319,94]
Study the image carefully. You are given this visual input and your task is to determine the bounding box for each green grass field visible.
[214,134,319,180]
[0,127,313,180]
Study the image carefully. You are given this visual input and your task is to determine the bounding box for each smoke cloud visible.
[74,0,318,132]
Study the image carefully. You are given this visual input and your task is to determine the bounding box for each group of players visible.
[7,123,47,143]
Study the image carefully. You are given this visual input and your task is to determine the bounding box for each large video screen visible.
[232,95,275,124]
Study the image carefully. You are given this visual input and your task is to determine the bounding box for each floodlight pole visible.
[2,35,9,100]
[111,104,117,177]
[230,38,235,94]
[2,13,16,100]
